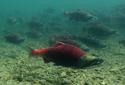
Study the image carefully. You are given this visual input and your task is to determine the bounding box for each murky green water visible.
[0,0,125,85]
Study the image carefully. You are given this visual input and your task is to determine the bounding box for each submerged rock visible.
[5,33,25,44]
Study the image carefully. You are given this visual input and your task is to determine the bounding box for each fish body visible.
[64,10,95,22]
[32,42,86,64]
[31,42,104,67]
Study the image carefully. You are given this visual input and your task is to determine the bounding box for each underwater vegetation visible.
[4,33,25,44]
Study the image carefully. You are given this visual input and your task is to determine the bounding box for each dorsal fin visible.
[53,42,65,47]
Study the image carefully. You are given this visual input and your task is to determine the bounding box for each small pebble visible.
[60,72,66,77]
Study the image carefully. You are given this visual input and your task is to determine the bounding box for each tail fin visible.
[25,45,35,57]
[27,46,34,52]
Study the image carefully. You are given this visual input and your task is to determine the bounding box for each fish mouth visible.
[80,58,104,67]
[89,58,104,66]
